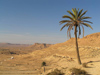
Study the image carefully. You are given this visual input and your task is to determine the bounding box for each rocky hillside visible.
[28,43,53,50]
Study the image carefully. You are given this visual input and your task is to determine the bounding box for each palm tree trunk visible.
[75,26,81,65]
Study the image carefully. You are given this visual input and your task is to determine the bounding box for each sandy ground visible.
[0,45,100,75]
[0,32,100,75]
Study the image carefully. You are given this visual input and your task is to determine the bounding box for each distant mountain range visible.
[0,43,31,47]
[0,43,53,49]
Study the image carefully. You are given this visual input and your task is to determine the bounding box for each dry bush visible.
[41,61,46,67]
[47,69,64,75]
[69,68,88,75]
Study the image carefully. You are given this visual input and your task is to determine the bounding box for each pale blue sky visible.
[0,0,100,44]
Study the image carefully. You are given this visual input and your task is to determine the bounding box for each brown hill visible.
[79,32,100,47]
[28,43,53,50]
[53,32,100,47]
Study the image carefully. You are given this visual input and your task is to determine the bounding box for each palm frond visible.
[81,25,84,37]
[72,8,78,20]
[59,20,72,25]
[79,10,87,18]
[78,9,83,17]
[78,26,81,38]
[60,23,70,31]
[67,10,75,18]
[68,24,74,31]
[81,17,91,20]
[75,8,78,19]
[81,23,93,29]
[60,8,93,39]
[62,15,74,20]
[82,20,93,24]
[72,8,76,15]
[67,24,74,38]
[67,28,71,39]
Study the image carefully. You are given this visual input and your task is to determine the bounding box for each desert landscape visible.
[1,0,100,75]
[0,32,100,75]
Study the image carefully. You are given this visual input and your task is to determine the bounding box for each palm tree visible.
[59,8,93,65]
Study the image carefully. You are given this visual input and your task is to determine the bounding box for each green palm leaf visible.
[82,20,93,24]
[59,20,71,25]
[81,23,93,29]
[75,8,78,19]
[78,9,83,17]
[60,23,70,31]
[81,17,91,20]
[79,10,87,18]
[60,8,93,38]
[72,8,76,15]
[62,15,73,20]
[67,10,75,18]
[72,8,78,20]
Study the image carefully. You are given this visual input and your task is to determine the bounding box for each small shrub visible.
[10,51,16,54]
[47,69,64,75]
[41,61,46,67]
[69,68,88,75]
[41,61,46,73]
[82,63,87,68]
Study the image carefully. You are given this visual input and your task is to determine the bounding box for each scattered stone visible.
[11,56,14,59]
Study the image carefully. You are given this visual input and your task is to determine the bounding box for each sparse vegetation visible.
[69,68,88,75]
[42,61,46,67]
[47,69,64,75]
[41,61,46,72]
[10,51,16,54]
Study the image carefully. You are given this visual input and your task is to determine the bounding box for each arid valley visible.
[0,32,100,75]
